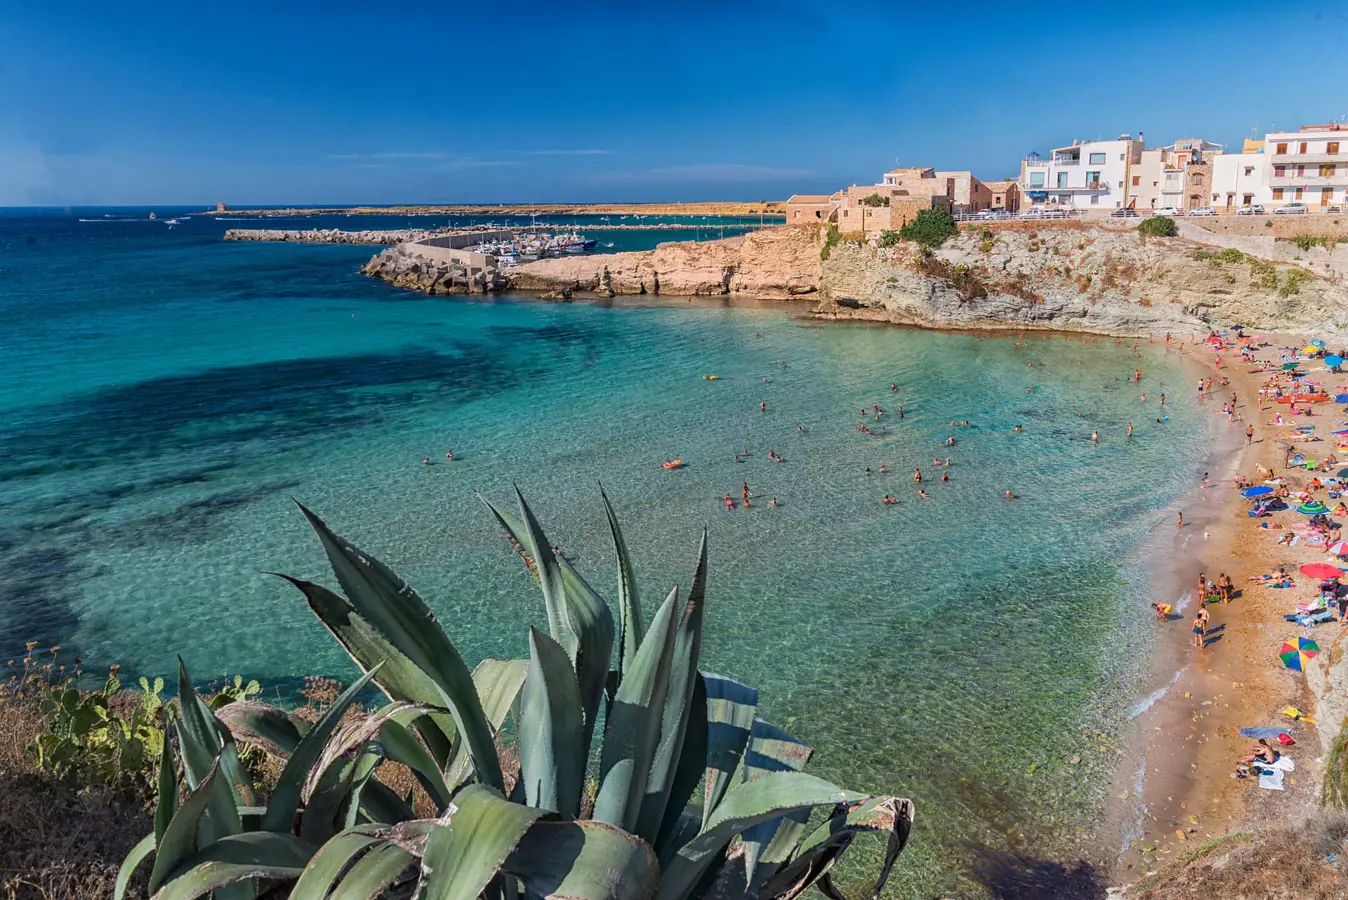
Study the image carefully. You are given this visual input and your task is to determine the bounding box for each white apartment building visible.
[1209,125,1348,211]
[1264,124,1348,209]
[1020,136,1144,210]
[1129,139,1223,211]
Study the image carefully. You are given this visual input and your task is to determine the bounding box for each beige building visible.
[1127,138,1223,211]
[934,171,993,213]
[836,171,953,234]
[982,180,1021,213]
[784,193,839,224]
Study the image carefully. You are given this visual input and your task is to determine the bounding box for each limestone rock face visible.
[504,226,822,299]
[815,228,1348,337]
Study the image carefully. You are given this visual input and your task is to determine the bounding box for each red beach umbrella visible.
[1299,563,1345,579]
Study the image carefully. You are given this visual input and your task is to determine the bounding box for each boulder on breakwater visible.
[360,243,507,295]
[225,228,440,245]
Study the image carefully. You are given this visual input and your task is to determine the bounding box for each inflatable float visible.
[662,459,685,470]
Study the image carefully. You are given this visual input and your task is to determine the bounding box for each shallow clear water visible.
[0,208,1217,897]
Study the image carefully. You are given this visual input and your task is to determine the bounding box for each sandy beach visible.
[1108,332,1343,880]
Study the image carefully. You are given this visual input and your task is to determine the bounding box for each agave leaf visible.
[332,840,415,900]
[263,665,380,833]
[478,493,569,642]
[758,797,914,900]
[151,832,315,900]
[659,773,866,900]
[343,745,387,829]
[378,718,451,811]
[175,658,255,808]
[519,628,586,815]
[635,531,707,843]
[286,829,382,900]
[737,720,814,885]
[294,503,502,790]
[304,699,443,805]
[555,556,616,760]
[416,784,550,900]
[446,658,529,789]
[301,744,399,846]
[115,833,155,900]
[504,820,660,900]
[278,574,458,768]
[593,585,680,831]
[154,736,178,844]
[653,672,707,859]
[148,759,236,893]
[600,485,643,680]
[700,673,759,828]
[215,701,310,757]
[355,775,418,827]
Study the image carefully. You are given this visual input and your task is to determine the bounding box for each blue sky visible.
[2,0,1346,206]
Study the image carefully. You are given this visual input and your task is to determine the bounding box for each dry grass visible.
[0,695,153,900]
[1131,814,1348,899]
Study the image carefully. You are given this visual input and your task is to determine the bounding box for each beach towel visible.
[1257,755,1295,791]
[1240,726,1292,739]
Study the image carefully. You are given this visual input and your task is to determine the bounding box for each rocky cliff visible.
[504,226,822,299]
[816,226,1348,336]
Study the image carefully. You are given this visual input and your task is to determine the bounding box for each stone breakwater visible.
[359,243,507,295]
[225,228,442,244]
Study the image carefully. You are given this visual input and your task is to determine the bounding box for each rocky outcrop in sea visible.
[359,243,507,294]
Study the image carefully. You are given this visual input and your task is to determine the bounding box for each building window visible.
[1244,167,1254,176]
[1192,173,1204,185]
[1276,142,1288,154]
[1320,164,1335,177]
[1300,142,1308,154]
[1086,170,1101,187]
[1132,175,1140,186]
[1273,188,1284,200]
[1330,142,1341,155]
[1029,172,1044,188]
[1089,152,1106,164]
[1275,165,1286,177]
[1295,187,1303,199]
[1090,194,1099,205]
[1057,172,1068,188]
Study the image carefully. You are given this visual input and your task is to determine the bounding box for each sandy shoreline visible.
[1104,332,1343,884]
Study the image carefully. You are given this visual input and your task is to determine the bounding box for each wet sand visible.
[1108,334,1338,879]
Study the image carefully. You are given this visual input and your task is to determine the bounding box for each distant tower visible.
[216,202,227,213]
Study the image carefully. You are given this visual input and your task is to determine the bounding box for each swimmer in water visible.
[422,457,431,466]
[1014,424,1023,433]
[1004,490,1017,500]
[940,471,950,483]
[446,450,454,459]
[879,464,888,474]
[759,401,767,413]
[769,497,778,508]
[1091,430,1099,443]
[916,489,930,499]
[797,425,804,433]
[913,467,922,483]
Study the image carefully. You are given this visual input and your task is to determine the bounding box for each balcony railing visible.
[1051,157,1081,165]
[1269,172,1348,185]
[1270,152,1343,164]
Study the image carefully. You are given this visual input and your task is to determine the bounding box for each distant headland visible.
[203,201,786,218]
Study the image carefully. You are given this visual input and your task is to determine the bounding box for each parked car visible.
[1323,204,1344,214]
[1042,208,1072,219]
[1020,207,1045,219]
[1110,208,1138,218]
[1187,206,1217,217]
[1236,204,1266,216]
[1152,206,1182,217]
[1275,202,1309,215]
[975,209,1009,220]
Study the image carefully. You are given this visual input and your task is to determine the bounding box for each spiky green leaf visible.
[293,503,502,790]
[758,797,914,900]
[519,628,586,815]
[174,658,255,809]
[504,820,660,900]
[115,833,155,900]
[738,720,814,885]
[151,832,315,900]
[600,485,643,680]
[700,673,758,828]
[215,701,309,757]
[154,737,177,844]
[659,773,865,900]
[148,759,237,893]
[416,784,550,900]
[446,657,528,789]
[654,672,707,857]
[263,665,380,833]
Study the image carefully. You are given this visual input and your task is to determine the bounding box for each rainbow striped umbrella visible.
[1298,501,1329,515]
[1280,637,1320,672]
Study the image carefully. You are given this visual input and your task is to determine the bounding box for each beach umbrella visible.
[1300,563,1344,579]
[1312,339,1327,348]
[1298,501,1329,515]
[1328,540,1348,556]
[1283,362,1300,370]
[1241,485,1275,498]
[1335,393,1348,403]
[1328,356,1344,368]
[1279,637,1320,672]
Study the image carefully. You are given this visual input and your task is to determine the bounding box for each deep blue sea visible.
[0,206,1220,897]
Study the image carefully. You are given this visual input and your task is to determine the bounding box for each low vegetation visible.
[17,491,914,900]
[1280,267,1307,297]
[820,224,841,261]
[1136,216,1176,237]
[1190,247,1247,265]
[857,193,889,208]
[1249,259,1279,290]
[1281,234,1348,252]
[898,207,958,250]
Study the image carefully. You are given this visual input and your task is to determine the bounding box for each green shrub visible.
[878,229,902,248]
[1249,260,1278,290]
[820,224,841,261]
[117,491,916,900]
[1137,216,1176,237]
[898,207,958,250]
[1280,268,1307,297]
[858,193,889,208]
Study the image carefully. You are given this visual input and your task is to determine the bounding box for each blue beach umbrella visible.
[1311,339,1326,348]
[1327,356,1344,368]
[1241,486,1274,498]
[1335,393,1348,403]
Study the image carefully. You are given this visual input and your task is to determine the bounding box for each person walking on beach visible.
[1177,511,1184,528]
[1192,612,1206,648]
[1246,424,1254,447]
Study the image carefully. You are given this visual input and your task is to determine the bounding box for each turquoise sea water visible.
[0,208,1217,897]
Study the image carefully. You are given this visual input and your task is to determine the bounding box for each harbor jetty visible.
[224,228,442,244]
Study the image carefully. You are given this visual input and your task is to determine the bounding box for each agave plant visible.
[118,487,914,899]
